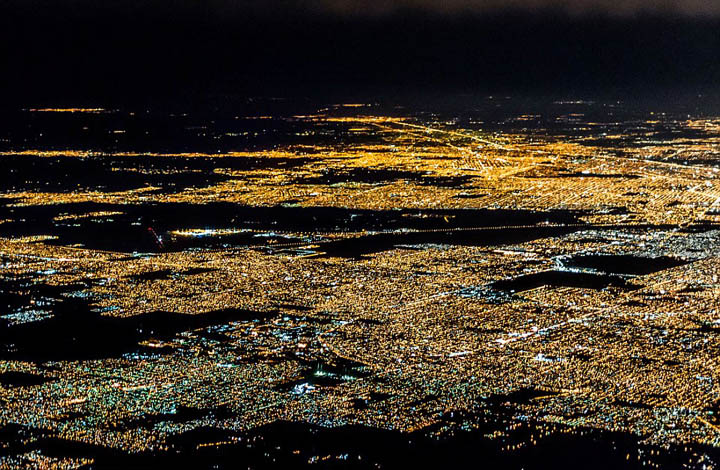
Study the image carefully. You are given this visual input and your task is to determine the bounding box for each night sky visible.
[2,0,720,103]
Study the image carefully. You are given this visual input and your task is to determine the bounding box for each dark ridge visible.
[0,371,56,387]
[0,202,586,253]
[313,224,582,259]
[613,399,654,410]
[490,270,635,293]
[0,298,275,362]
[452,193,488,199]
[0,276,87,314]
[127,267,216,281]
[294,168,474,188]
[679,223,720,233]
[19,416,714,470]
[0,424,56,458]
[561,254,689,275]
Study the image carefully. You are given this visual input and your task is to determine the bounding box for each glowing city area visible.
[1,100,720,468]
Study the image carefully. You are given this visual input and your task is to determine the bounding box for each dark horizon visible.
[2,3,720,105]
